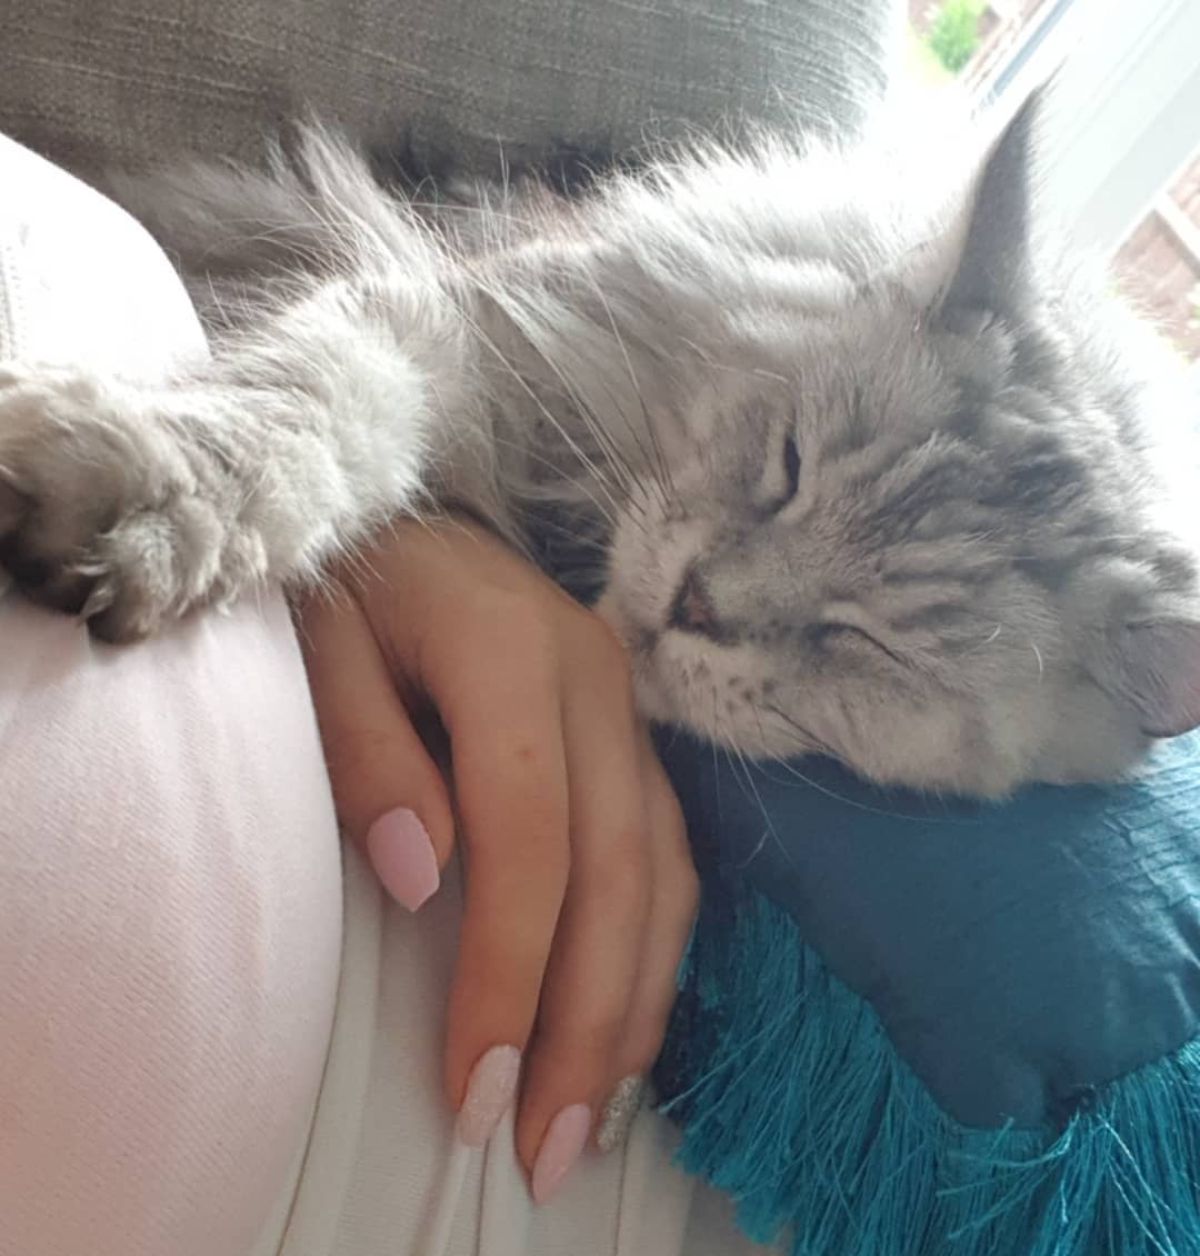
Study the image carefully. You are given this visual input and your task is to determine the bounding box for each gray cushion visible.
[0,0,896,176]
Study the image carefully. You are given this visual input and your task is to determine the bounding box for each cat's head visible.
[591,95,1200,796]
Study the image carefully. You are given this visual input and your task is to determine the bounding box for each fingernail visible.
[456,1045,522,1148]
[531,1103,592,1205]
[366,807,439,911]
[596,1075,645,1153]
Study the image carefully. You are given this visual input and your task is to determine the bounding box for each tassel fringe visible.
[655,887,1200,1255]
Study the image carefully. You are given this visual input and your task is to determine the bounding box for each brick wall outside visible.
[910,3,1200,363]
[1114,155,1200,363]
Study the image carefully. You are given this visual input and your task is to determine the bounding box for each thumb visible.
[297,588,455,911]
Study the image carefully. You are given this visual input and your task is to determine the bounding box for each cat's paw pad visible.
[0,365,235,640]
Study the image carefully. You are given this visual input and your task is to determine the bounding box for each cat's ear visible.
[1105,617,1200,738]
[938,89,1045,318]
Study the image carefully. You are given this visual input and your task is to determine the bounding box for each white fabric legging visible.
[0,135,768,1256]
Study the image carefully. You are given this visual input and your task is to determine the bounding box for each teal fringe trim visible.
[656,887,1200,1255]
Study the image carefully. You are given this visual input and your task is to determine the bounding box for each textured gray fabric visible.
[0,0,898,177]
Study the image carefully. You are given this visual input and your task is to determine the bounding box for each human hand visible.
[296,516,698,1203]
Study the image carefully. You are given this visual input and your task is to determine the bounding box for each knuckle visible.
[552,1003,628,1058]
[677,863,702,923]
[659,785,687,838]
[576,609,633,677]
[597,835,652,915]
[665,853,701,923]
[654,801,700,917]
[466,823,570,907]
[506,828,572,892]
[543,845,573,897]
[593,615,631,666]
[622,1016,672,1073]
[492,595,557,656]
[571,826,650,922]
[647,823,700,923]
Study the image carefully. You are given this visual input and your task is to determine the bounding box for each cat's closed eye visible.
[808,621,904,666]
[782,432,802,503]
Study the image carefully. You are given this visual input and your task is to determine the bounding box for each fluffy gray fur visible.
[1,95,1197,796]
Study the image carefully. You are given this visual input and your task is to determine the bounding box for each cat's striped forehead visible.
[682,301,1175,662]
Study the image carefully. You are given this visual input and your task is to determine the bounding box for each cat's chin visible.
[598,607,824,760]
[630,650,830,762]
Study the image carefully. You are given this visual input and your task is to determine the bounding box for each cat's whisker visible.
[465,237,663,517]
[762,753,935,822]
[677,335,790,386]
[522,338,651,504]
[711,708,798,873]
[581,275,676,507]
[466,283,642,507]
[516,519,613,570]
[486,432,610,505]
[471,314,665,550]
[950,622,1006,655]
[763,703,840,761]
[749,701,888,815]
[456,303,627,528]
[545,372,644,504]
[720,743,775,868]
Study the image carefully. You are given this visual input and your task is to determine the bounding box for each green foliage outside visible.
[925,0,987,74]
[904,26,954,86]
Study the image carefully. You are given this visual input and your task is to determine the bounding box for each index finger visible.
[296,586,456,904]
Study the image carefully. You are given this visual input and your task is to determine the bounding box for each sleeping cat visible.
[0,94,1196,797]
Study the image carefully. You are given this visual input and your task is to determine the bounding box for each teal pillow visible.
[654,730,1200,1255]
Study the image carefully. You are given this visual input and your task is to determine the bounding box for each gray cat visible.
[0,95,1196,796]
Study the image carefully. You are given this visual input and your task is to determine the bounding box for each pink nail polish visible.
[531,1103,592,1205]
[456,1045,522,1147]
[366,808,439,911]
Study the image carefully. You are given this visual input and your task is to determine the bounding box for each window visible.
[911,0,1200,374]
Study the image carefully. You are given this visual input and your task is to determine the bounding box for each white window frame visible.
[975,0,1200,255]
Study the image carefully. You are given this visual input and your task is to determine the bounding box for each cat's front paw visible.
[0,365,254,641]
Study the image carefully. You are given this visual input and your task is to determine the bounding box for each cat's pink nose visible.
[669,567,719,636]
